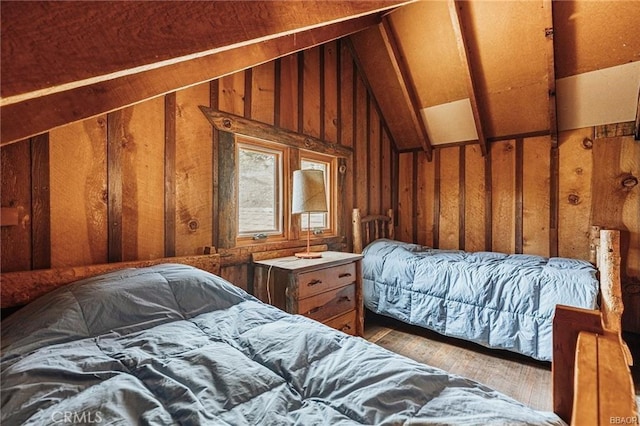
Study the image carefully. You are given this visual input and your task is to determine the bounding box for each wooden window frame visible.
[235,135,290,246]
[203,109,352,250]
[299,150,337,239]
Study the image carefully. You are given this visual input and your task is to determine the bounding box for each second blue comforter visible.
[362,239,599,361]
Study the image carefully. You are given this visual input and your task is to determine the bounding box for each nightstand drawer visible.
[297,263,356,298]
[324,310,357,335]
[298,284,355,322]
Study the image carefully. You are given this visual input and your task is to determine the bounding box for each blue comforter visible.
[363,240,599,361]
[1,264,564,425]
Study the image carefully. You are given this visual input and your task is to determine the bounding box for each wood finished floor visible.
[364,313,554,412]
[365,314,640,412]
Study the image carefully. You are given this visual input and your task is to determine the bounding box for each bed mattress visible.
[362,239,599,361]
[1,263,564,425]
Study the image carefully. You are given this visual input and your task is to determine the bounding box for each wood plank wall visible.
[398,132,640,333]
[0,40,395,293]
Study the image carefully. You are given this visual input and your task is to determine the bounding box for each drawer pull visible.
[338,273,352,278]
[307,279,323,286]
[340,324,352,332]
[338,296,351,303]
[307,306,321,314]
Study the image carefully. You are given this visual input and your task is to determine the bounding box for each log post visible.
[589,225,601,265]
[598,229,633,365]
[352,208,363,254]
[387,208,395,240]
[599,229,623,334]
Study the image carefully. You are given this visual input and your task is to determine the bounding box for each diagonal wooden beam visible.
[1,1,413,105]
[1,14,383,146]
[379,16,433,160]
[447,0,488,156]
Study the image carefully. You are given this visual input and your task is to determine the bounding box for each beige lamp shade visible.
[292,169,327,214]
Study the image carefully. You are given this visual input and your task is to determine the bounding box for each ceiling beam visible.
[1,1,412,105]
[1,14,383,145]
[447,0,488,156]
[379,16,433,160]
[542,0,559,148]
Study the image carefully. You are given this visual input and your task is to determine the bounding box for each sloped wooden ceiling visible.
[351,0,640,151]
[0,0,413,145]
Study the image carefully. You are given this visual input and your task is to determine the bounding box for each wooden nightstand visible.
[253,251,364,336]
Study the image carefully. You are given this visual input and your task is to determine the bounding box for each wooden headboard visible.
[352,208,394,254]
[0,254,221,309]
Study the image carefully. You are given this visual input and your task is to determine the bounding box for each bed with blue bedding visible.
[362,239,600,361]
[0,263,565,425]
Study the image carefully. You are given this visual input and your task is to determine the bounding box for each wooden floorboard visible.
[366,313,640,411]
[364,312,554,411]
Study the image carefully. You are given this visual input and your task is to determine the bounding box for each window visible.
[236,139,285,239]
[230,136,338,246]
[300,152,335,236]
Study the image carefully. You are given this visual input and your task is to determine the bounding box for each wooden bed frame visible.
[353,207,637,424]
[1,243,636,424]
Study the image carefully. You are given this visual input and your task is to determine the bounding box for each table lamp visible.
[292,169,327,258]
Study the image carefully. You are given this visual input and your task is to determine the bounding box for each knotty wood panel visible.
[107,111,124,262]
[30,134,51,269]
[439,147,460,249]
[397,152,414,242]
[558,128,593,260]
[121,99,165,261]
[251,62,275,125]
[522,136,551,256]
[165,93,177,257]
[324,41,339,144]
[354,75,368,214]
[591,137,637,231]
[619,138,640,282]
[339,43,354,148]
[217,131,237,249]
[221,264,249,292]
[278,55,299,132]
[491,140,516,254]
[368,103,381,214]
[464,144,485,252]
[590,135,640,333]
[219,71,245,117]
[381,130,393,213]
[0,140,31,272]
[50,118,107,267]
[303,47,321,139]
[175,83,213,256]
[416,150,436,247]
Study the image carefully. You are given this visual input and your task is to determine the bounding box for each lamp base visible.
[295,251,323,259]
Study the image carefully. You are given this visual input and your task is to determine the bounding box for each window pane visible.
[301,159,329,230]
[238,146,281,234]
